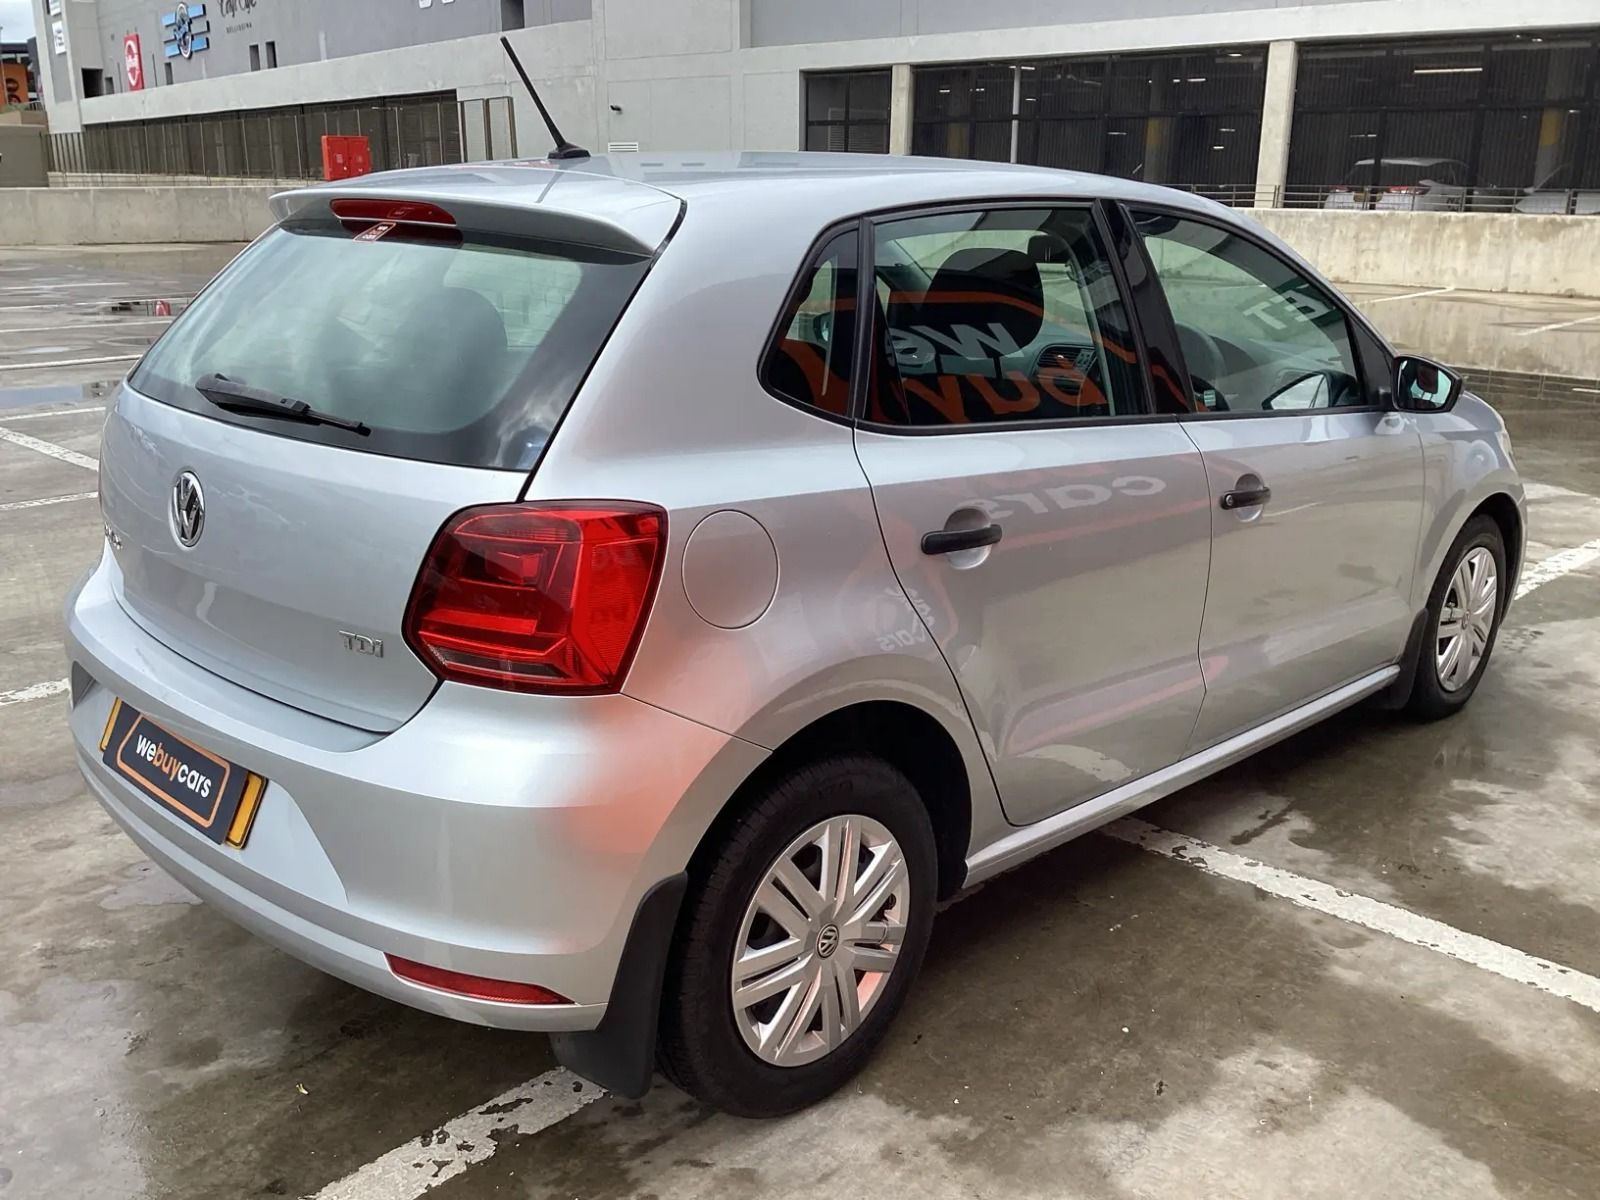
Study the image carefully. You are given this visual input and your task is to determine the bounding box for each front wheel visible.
[657,753,937,1116]
[1406,515,1507,719]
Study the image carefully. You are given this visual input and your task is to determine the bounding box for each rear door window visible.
[131,220,652,470]
[865,206,1142,428]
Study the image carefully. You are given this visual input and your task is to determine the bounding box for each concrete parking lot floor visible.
[3,247,1600,1199]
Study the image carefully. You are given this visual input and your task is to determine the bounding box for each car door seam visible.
[847,426,1009,816]
[1173,417,1216,754]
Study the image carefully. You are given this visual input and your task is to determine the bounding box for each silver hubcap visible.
[1436,546,1498,693]
[731,815,910,1068]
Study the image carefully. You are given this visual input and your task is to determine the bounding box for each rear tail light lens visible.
[404,502,666,694]
[386,954,571,1005]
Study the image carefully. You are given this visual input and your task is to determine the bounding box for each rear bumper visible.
[65,551,766,1031]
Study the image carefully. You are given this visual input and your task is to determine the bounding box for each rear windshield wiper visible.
[195,373,371,435]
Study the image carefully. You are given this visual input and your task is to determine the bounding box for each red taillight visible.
[403,503,667,695]
[330,197,457,227]
[386,955,571,1005]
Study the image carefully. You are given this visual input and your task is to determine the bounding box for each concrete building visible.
[32,0,1600,209]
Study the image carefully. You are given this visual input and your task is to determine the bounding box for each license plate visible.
[100,698,266,848]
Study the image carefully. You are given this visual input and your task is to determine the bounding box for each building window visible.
[81,68,103,97]
[164,61,173,85]
[1288,30,1600,209]
[912,63,1016,162]
[249,44,261,71]
[265,41,277,68]
[912,49,1266,198]
[805,70,891,153]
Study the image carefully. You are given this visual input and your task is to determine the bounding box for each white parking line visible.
[0,406,106,421]
[0,425,99,470]
[0,491,97,513]
[0,678,69,707]
[0,280,169,291]
[1366,286,1456,305]
[0,296,193,312]
[0,354,139,373]
[308,1069,604,1200]
[1516,312,1600,338]
[1517,538,1600,598]
[0,318,174,334]
[1103,819,1600,1014]
[1522,480,1597,502]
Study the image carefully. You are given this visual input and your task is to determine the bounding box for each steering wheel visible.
[1174,322,1229,411]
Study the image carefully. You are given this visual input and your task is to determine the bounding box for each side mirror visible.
[1395,356,1462,413]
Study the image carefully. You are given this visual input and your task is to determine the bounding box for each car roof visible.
[274,151,1245,255]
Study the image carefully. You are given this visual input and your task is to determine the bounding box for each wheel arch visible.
[1470,491,1523,602]
[691,700,977,902]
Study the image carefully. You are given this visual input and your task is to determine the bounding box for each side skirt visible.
[962,666,1400,887]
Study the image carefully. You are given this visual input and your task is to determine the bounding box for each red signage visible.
[124,34,145,91]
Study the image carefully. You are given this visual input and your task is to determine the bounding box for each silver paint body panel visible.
[855,421,1213,824]
[63,153,1525,1030]
[1182,410,1424,749]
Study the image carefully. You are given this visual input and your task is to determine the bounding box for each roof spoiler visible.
[268,185,673,257]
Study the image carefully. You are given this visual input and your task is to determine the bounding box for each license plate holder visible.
[100,698,265,848]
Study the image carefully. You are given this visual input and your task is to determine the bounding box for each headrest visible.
[921,247,1045,350]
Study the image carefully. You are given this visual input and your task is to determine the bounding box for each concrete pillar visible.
[1254,40,1297,208]
[889,63,912,156]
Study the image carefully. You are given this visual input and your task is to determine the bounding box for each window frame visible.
[1119,201,1392,421]
[849,196,1167,437]
[756,219,864,428]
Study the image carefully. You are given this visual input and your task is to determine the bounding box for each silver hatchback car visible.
[66,152,1523,1116]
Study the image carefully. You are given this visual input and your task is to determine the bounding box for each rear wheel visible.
[1406,515,1506,719]
[657,753,936,1116]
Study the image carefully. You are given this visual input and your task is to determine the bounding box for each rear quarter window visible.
[761,228,860,418]
[131,220,651,470]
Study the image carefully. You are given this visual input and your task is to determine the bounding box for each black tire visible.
[1406,514,1507,720]
[657,753,937,1117]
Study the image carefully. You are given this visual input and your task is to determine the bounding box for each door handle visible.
[921,523,1003,556]
[1220,484,1272,511]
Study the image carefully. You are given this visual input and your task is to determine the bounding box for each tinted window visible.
[762,229,859,417]
[1134,212,1363,413]
[805,71,891,153]
[131,222,650,470]
[866,207,1141,428]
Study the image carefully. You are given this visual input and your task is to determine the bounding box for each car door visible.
[853,202,1214,826]
[1127,207,1423,751]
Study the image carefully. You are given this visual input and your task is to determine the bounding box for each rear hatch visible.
[100,171,679,731]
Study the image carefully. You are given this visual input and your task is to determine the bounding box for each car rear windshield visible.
[130,219,652,470]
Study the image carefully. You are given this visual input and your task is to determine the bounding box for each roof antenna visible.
[500,36,589,161]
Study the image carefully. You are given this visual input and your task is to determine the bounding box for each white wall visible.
[11,186,1600,305]
[1252,210,1600,298]
[0,185,280,244]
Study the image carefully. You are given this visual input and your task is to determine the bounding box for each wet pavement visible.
[2,247,1600,1199]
